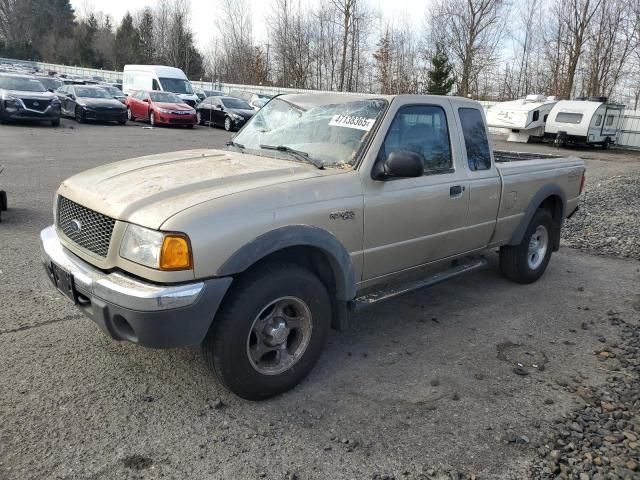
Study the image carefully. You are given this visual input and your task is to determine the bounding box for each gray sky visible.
[71,0,429,50]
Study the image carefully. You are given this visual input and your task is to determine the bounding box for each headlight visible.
[51,97,61,106]
[119,224,192,271]
[231,113,242,120]
[156,107,172,113]
[3,95,20,107]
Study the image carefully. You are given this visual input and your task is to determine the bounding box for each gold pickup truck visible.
[40,93,585,399]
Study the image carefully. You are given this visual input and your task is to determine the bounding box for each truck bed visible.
[494,150,562,163]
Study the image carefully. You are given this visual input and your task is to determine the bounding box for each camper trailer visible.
[486,94,557,143]
[544,98,624,148]
[122,65,200,107]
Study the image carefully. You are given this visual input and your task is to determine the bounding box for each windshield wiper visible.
[226,140,245,153]
[259,144,324,169]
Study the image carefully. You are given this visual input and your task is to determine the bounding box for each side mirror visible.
[217,105,224,110]
[143,98,150,103]
[381,151,424,179]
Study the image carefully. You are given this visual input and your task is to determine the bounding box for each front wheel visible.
[197,111,203,125]
[499,209,554,284]
[149,111,156,127]
[75,107,85,123]
[224,116,233,131]
[202,262,331,400]
[127,108,135,121]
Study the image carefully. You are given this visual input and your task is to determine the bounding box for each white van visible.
[544,98,624,148]
[122,65,200,107]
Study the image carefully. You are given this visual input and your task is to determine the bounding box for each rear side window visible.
[556,112,583,124]
[533,110,539,121]
[152,79,160,91]
[458,107,491,171]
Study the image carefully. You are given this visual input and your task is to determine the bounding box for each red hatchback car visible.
[126,90,197,127]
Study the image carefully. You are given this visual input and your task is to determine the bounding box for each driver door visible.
[361,99,471,280]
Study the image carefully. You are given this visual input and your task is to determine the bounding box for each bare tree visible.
[428,0,507,97]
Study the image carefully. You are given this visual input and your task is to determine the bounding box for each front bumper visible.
[156,112,197,125]
[84,109,127,122]
[3,105,60,121]
[40,225,232,348]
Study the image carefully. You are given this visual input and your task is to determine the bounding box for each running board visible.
[349,256,488,312]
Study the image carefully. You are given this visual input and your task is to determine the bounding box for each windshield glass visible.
[222,98,252,110]
[150,91,182,103]
[159,77,193,94]
[101,86,123,96]
[234,97,387,168]
[36,77,62,90]
[204,90,224,97]
[75,87,112,98]
[0,76,47,92]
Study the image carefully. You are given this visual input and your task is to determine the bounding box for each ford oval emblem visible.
[69,219,82,233]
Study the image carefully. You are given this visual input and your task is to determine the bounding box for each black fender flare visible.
[508,184,566,250]
[217,225,357,301]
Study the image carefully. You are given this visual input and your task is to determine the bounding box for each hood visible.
[3,89,55,100]
[154,102,193,111]
[78,97,126,109]
[58,149,328,229]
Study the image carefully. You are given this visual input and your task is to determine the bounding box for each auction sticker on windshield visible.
[328,114,376,131]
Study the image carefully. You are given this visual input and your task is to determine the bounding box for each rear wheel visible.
[499,209,554,284]
[202,262,331,400]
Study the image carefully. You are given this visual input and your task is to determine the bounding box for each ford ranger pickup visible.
[40,93,586,399]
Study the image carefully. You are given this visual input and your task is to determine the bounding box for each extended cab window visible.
[458,107,492,171]
[381,105,452,174]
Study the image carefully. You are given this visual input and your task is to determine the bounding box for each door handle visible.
[450,185,465,197]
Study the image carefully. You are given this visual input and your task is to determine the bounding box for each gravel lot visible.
[0,122,639,480]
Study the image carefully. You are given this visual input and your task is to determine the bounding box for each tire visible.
[51,118,60,127]
[0,191,7,211]
[75,107,85,123]
[0,108,8,124]
[224,116,233,131]
[127,108,134,121]
[499,209,554,284]
[197,111,204,125]
[149,111,156,127]
[186,124,194,129]
[602,138,610,149]
[118,119,126,125]
[202,262,331,400]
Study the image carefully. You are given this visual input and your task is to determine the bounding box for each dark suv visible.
[0,74,62,126]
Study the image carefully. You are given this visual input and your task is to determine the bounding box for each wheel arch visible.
[508,184,566,251]
[217,225,357,302]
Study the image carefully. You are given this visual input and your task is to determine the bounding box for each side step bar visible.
[349,256,488,312]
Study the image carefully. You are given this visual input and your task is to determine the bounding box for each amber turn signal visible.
[159,234,192,270]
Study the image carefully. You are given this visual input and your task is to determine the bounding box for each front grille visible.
[23,99,50,112]
[57,196,115,258]
[169,118,193,124]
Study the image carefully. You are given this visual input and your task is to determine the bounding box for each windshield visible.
[101,86,123,96]
[234,97,387,167]
[0,76,46,92]
[159,77,193,95]
[205,90,224,97]
[222,98,252,110]
[75,87,112,98]
[37,78,62,90]
[150,91,183,103]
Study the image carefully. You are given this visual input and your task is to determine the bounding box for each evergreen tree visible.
[426,42,455,95]
[137,8,155,64]
[113,12,141,69]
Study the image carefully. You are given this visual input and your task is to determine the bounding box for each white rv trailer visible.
[122,65,200,107]
[544,98,624,148]
[486,95,558,143]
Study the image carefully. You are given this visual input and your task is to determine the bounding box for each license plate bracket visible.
[51,262,78,304]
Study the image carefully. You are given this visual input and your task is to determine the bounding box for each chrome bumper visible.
[40,225,204,311]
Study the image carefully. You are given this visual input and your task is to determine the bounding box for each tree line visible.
[1,0,639,106]
[0,0,204,78]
